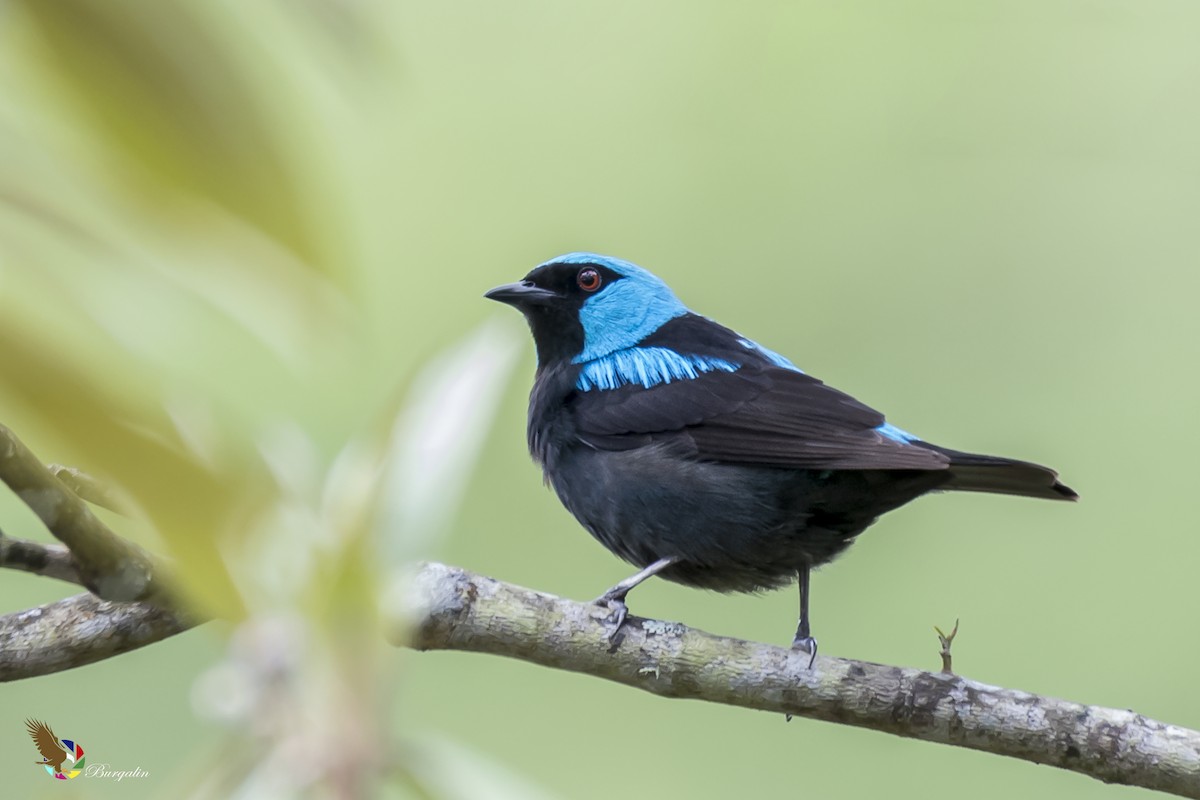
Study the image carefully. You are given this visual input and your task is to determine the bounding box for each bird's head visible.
[486,253,688,366]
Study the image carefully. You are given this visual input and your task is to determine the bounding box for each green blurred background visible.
[1,1,1198,798]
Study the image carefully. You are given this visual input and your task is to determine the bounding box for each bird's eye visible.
[577,267,602,292]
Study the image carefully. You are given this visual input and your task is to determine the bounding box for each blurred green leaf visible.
[14,1,333,277]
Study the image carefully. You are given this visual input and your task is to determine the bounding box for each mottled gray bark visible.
[398,562,1200,799]
[0,592,194,681]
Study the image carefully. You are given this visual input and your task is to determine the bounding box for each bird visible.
[486,252,1075,663]
[26,718,69,777]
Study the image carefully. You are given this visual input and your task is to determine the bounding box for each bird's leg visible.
[593,556,679,639]
[791,563,818,667]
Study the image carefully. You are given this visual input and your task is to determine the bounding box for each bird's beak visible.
[484,281,558,307]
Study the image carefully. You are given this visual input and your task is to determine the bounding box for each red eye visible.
[577,267,602,292]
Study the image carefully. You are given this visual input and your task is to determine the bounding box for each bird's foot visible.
[791,635,818,668]
[592,593,629,642]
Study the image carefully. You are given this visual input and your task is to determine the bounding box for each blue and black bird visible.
[486,253,1076,661]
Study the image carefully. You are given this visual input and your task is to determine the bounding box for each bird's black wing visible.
[571,366,949,471]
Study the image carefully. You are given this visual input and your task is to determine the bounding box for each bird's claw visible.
[791,635,818,668]
[593,594,629,641]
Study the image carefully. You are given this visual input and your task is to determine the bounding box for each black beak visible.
[484,281,558,307]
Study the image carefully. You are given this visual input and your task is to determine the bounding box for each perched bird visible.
[486,253,1075,662]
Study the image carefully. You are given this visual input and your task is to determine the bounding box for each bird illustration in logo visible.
[26,718,79,778]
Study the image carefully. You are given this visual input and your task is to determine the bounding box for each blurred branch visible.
[0,423,197,682]
[398,562,1200,800]
[48,463,131,514]
[0,528,82,585]
[0,591,195,682]
[0,423,172,604]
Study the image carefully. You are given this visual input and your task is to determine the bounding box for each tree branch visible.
[0,424,195,681]
[1,408,1194,797]
[48,463,131,515]
[395,562,1200,800]
[0,423,172,604]
[0,528,82,585]
[0,591,195,681]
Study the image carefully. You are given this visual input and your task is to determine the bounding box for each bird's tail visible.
[923,445,1078,501]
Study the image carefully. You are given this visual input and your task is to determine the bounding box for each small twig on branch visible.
[394,562,1200,800]
[48,463,131,515]
[0,528,82,585]
[0,424,171,604]
[0,592,195,681]
[935,618,959,674]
